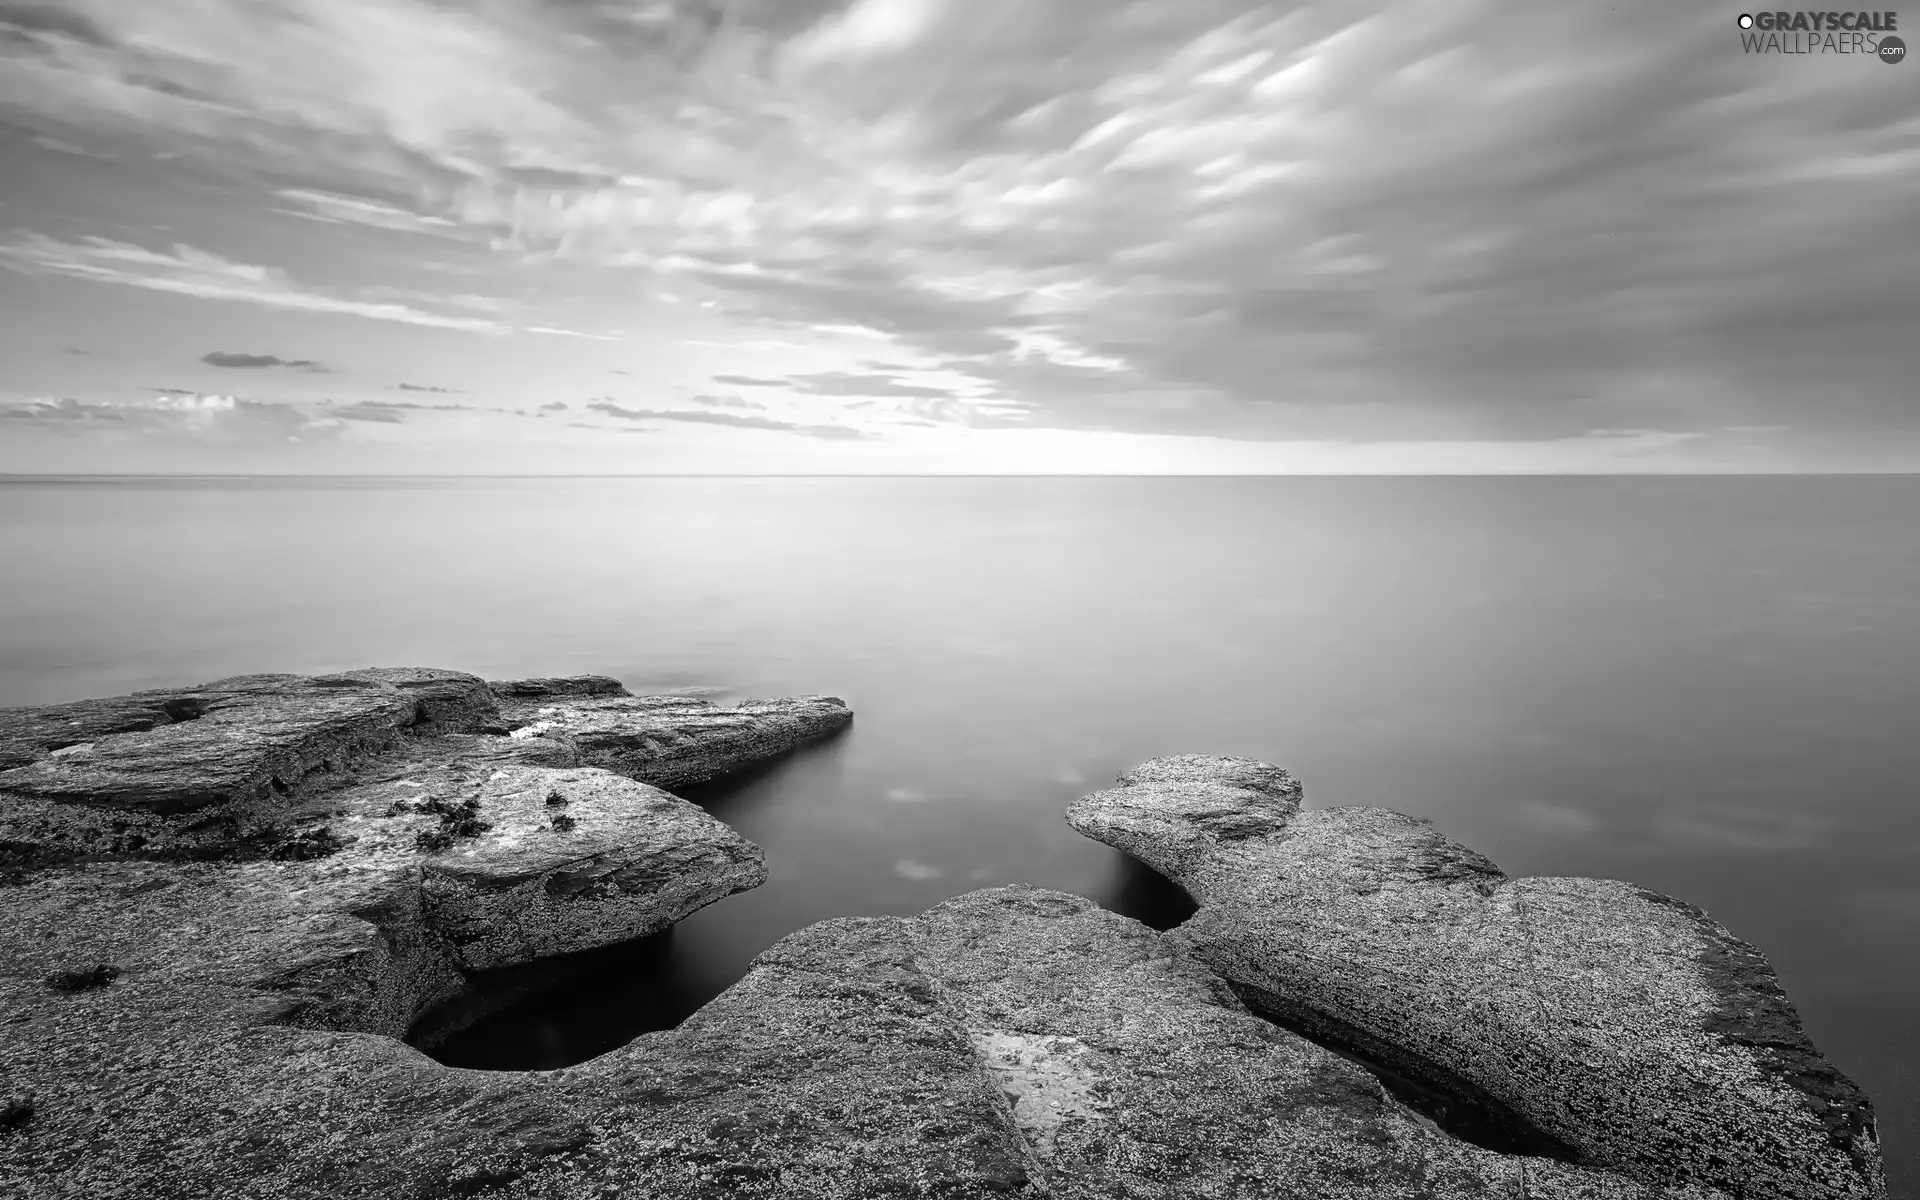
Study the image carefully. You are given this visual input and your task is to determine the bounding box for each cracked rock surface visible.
[0,668,850,867]
[1067,755,1885,1200]
[2,869,1718,1199]
[494,689,854,793]
[0,667,853,1197]
[1,678,1858,1200]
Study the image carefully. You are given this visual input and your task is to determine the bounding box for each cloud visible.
[709,370,961,399]
[2,397,127,426]
[0,234,506,331]
[784,370,964,399]
[688,393,763,410]
[1,0,1914,462]
[2,393,347,443]
[202,351,325,370]
[343,399,470,412]
[586,398,871,440]
[524,325,624,341]
[30,133,107,158]
[274,188,460,235]
[539,401,569,411]
[332,403,406,424]
[396,382,463,394]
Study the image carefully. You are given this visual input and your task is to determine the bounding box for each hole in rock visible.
[413,928,722,1071]
[1240,997,1580,1163]
[160,697,210,723]
[1099,852,1197,931]
[419,748,857,1072]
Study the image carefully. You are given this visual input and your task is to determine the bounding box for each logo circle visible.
[1880,35,1906,63]
[1737,13,1754,28]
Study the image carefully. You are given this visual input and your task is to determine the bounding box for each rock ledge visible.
[1067,754,1885,1200]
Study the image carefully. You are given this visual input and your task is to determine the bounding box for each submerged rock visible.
[1067,755,1885,1200]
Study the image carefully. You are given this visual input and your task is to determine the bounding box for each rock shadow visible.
[412,927,710,1071]
[1091,847,1197,931]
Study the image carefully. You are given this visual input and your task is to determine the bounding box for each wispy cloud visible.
[332,403,406,424]
[1,0,1915,466]
[274,188,460,235]
[0,234,505,331]
[784,370,967,399]
[1,392,348,443]
[524,325,624,342]
[586,398,872,440]
[202,351,325,370]
[30,133,106,158]
[396,382,463,394]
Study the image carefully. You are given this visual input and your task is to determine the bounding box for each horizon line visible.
[4,471,1920,481]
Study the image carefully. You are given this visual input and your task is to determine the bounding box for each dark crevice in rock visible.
[158,697,210,723]
[0,1093,32,1130]
[46,963,122,992]
[1095,850,1569,1161]
[411,927,701,1071]
[1233,985,1582,1164]
[1099,851,1197,932]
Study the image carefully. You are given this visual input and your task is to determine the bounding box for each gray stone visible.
[0,673,425,814]
[487,675,629,700]
[1,868,1714,1199]
[1067,755,1885,1200]
[1,665,858,1198]
[495,693,854,792]
[416,766,766,971]
[0,671,852,865]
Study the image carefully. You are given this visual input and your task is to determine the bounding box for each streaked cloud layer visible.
[1,0,1915,473]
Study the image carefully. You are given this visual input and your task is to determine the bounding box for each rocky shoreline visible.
[0,670,1886,1198]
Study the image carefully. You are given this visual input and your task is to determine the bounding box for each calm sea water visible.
[3,475,1916,1194]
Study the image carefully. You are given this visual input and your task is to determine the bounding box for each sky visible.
[0,0,1915,475]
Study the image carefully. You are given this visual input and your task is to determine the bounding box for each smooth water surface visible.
[3,475,1916,1194]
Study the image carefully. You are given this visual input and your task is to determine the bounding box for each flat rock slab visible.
[418,766,766,972]
[0,670,851,865]
[0,667,856,1198]
[1067,756,1885,1200]
[2,877,1711,1200]
[496,692,853,792]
